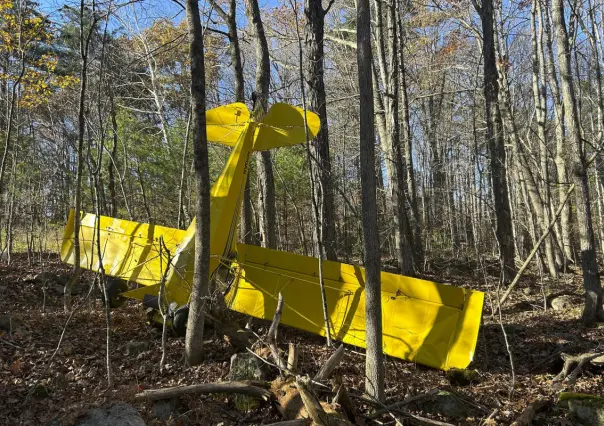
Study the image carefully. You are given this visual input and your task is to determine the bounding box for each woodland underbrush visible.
[0,253,602,425]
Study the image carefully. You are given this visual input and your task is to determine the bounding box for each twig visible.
[158,236,172,373]
[369,389,440,419]
[0,338,22,349]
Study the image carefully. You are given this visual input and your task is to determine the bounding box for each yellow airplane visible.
[61,102,484,370]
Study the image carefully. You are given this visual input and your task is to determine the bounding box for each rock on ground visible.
[559,393,604,425]
[76,403,146,426]
[413,390,469,419]
[227,352,269,381]
[549,295,574,310]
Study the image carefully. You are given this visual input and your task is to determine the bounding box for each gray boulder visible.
[550,295,574,310]
[559,393,604,425]
[227,352,269,381]
[76,403,146,426]
[227,352,269,411]
[413,390,469,419]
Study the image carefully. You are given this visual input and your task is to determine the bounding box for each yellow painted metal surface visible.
[60,101,484,371]
[227,244,484,370]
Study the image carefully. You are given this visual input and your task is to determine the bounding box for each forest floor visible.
[1,253,603,425]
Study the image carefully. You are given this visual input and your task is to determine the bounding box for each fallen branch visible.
[134,380,273,402]
[510,399,550,426]
[268,293,287,369]
[287,343,299,372]
[553,351,604,385]
[332,378,358,423]
[368,389,440,419]
[295,376,332,426]
[264,421,310,426]
[499,184,574,306]
[314,344,345,381]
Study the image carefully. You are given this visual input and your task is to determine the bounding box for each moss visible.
[559,392,604,403]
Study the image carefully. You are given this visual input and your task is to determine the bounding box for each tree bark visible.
[184,0,211,365]
[209,0,252,244]
[397,4,423,266]
[305,0,337,261]
[540,0,573,265]
[64,0,97,311]
[551,0,604,325]
[244,0,277,249]
[357,0,384,402]
[475,0,516,283]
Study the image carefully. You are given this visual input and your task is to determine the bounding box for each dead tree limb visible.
[499,184,575,306]
[295,376,331,426]
[264,421,310,426]
[268,292,287,369]
[314,344,345,381]
[287,343,299,372]
[368,389,440,419]
[510,399,550,426]
[134,380,272,402]
[553,351,604,385]
[332,378,357,423]
[158,236,172,373]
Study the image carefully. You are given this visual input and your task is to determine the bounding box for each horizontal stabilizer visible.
[204,102,321,151]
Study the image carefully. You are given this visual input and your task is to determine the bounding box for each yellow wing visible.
[227,243,484,370]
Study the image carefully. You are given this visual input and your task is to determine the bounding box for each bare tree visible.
[184,0,211,365]
[305,0,337,260]
[357,0,384,403]
[209,0,252,244]
[244,0,277,249]
[64,0,99,311]
[473,0,516,283]
[550,0,604,325]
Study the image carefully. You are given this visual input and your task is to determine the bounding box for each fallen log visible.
[134,380,273,402]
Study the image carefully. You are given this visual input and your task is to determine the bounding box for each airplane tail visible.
[206,102,321,151]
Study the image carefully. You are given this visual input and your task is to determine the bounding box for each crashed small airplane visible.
[61,102,484,370]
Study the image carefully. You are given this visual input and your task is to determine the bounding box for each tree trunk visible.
[357,0,384,403]
[305,0,337,261]
[244,0,277,249]
[540,0,573,266]
[210,0,252,244]
[65,1,96,311]
[496,10,557,277]
[475,0,516,283]
[373,0,414,275]
[551,0,604,325]
[185,0,211,365]
[397,4,423,266]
